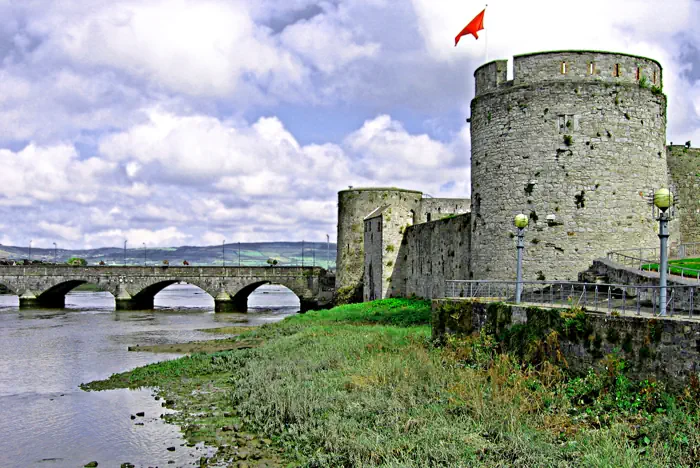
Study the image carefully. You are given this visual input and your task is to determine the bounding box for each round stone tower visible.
[336,187,422,302]
[470,50,668,281]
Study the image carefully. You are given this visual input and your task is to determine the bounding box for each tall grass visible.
[84,299,700,467]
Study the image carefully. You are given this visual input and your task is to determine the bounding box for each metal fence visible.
[607,245,700,281]
[678,242,700,259]
[445,280,699,318]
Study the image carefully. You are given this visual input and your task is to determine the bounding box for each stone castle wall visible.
[433,299,700,390]
[417,198,471,223]
[470,50,668,281]
[394,213,471,299]
[337,188,422,301]
[667,146,700,244]
[363,213,384,301]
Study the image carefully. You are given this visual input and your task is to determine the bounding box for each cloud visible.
[0,143,114,205]
[0,0,697,250]
[84,227,190,248]
[38,0,307,98]
[37,221,82,241]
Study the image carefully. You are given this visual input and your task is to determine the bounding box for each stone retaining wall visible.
[433,298,700,390]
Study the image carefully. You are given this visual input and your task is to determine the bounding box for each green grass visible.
[641,257,700,277]
[83,299,700,467]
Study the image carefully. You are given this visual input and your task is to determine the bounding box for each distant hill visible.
[0,242,337,269]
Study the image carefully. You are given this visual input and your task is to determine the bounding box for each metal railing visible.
[678,243,700,259]
[445,280,699,318]
[607,245,700,282]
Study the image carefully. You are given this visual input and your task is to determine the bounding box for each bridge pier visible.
[19,291,65,309]
[214,291,247,313]
[115,297,154,311]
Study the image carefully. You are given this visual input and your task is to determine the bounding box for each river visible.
[0,284,300,468]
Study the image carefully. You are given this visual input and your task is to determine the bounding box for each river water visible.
[0,284,299,468]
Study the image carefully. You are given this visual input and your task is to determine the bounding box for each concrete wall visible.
[336,188,422,301]
[667,145,700,244]
[470,50,669,282]
[433,299,700,390]
[394,213,471,299]
[417,198,471,223]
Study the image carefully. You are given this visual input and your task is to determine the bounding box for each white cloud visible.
[280,14,380,74]
[84,227,190,248]
[0,143,114,204]
[38,221,82,241]
[43,0,307,98]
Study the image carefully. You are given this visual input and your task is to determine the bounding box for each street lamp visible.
[238,241,241,267]
[514,214,529,303]
[142,242,147,267]
[29,240,32,263]
[222,239,226,268]
[326,234,330,271]
[301,240,305,267]
[124,240,127,266]
[654,188,673,316]
[53,242,57,264]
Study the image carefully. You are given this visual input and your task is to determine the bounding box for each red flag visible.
[455,9,485,46]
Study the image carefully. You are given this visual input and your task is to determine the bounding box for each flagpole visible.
[484,4,488,63]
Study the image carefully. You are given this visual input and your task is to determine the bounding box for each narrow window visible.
[588,62,595,75]
[561,61,568,74]
[613,63,620,77]
[653,70,657,84]
[636,67,640,80]
[377,222,381,232]
[427,213,432,222]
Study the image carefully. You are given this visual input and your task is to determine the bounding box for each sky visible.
[0,0,698,249]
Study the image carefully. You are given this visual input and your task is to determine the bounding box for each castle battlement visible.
[475,50,663,97]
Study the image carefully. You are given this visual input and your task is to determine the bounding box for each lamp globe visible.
[514,214,529,229]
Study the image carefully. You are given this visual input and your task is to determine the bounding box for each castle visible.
[335,51,700,303]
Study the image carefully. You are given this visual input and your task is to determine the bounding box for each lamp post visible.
[53,242,57,264]
[124,240,127,266]
[326,234,330,271]
[238,241,241,267]
[142,242,146,267]
[29,240,32,263]
[514,214,529,303]
[301,240,305,267]
[654,188,673,316]
[222,240,226,268]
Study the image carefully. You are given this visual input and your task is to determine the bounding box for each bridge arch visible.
[28,280,113,308]
[226,280,310,313]
[118,278,220,310]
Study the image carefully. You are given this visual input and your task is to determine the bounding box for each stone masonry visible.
[337,50,699,304]
[0,265,333,312]
[471,51,669,282]
[667,145,700,244]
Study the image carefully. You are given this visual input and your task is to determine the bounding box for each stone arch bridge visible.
[0,265,334,312]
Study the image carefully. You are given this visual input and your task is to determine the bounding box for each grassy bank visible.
[83,299,700,467]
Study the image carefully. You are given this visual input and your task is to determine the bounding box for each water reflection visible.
[0,284,299,468]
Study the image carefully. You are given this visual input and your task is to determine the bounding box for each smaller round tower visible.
[336,188,422,302]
